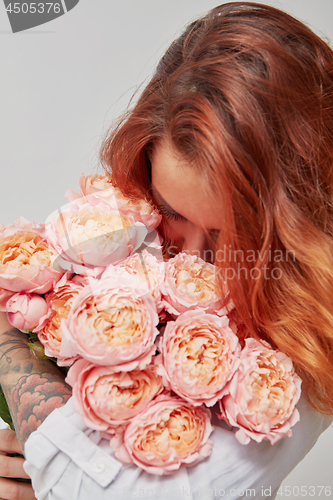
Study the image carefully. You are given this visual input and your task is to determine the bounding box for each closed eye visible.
[155,202,186,221]
[151,187,187,222]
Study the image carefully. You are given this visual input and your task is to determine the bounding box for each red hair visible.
[101,2,333,414]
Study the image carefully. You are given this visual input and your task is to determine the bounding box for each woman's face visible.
[151,139,222,260]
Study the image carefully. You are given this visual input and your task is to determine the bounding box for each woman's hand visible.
[0,428,36,500]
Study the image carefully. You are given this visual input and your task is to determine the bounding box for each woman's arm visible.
[0,312,72,450]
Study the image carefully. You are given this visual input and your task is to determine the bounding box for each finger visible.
[0,455,30,479]
[0,477,36,500]
[0,431,23,455]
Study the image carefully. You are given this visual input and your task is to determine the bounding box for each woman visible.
[101,0,333,414]
[0,2,332,499]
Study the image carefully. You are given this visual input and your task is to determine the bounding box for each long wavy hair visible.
[100,2,333,415]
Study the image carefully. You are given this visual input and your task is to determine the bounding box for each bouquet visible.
[0,173,302,475]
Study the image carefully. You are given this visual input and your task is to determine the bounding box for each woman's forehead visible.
[151,140,223,230]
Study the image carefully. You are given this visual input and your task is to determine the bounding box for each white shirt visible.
[0,418,9,430]
[23,396,331,500]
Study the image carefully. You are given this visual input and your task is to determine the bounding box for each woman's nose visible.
[182,227,208,259]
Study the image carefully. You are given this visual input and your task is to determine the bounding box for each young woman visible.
[0,3,332,499]
[101,0,333,415]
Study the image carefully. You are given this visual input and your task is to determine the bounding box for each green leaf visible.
[0,385,14,430]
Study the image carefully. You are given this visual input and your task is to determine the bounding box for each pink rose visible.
[36,276,85,365]
[65,174,162,229]
[66,359,163,433]
[115,394,213,475]
[155,311,240,406]
[46,199,148,276]
[64,173,115,204]
[6,292,48,332]
[0,217,63,294]
[161,253,232,316]
[60,274,159,369]
[219,338,302,445]
[109,187,161,229]
[103,249,165,307]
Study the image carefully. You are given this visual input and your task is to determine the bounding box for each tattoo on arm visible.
[10,372,72,444]
[0,328,72,448]
[0,335,27,371]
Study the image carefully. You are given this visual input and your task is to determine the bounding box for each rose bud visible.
[0,288,15,312]
[6,292,48,332]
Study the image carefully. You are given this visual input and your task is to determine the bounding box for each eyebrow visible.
[151,187,186,219]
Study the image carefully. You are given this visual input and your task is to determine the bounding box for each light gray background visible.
[0,1,332,497]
